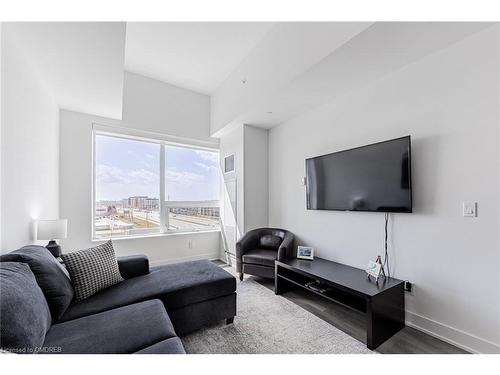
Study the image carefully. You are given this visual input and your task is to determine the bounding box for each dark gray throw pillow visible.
[259,234,282,249]
[0,262,52,353]
[61,240,124,301]
[0,245,74,321]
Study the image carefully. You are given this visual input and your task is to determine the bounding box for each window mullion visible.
[160,144,167,232]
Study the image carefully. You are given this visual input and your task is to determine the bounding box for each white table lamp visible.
[36,219,68,257]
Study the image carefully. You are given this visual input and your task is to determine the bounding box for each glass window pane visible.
[167,206,220,232]
[164,146,220,201]
[164,146,221,232]
[94,135,160,239]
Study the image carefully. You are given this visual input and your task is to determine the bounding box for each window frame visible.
[91,124,221,241]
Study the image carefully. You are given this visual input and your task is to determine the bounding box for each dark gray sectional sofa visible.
[0,245,236,354]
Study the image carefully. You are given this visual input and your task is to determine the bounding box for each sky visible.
[95,135,221,202]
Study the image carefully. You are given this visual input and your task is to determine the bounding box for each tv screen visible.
[305,136,412,213]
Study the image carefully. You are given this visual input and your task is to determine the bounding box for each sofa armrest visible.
[277,232,295,262]
[117,255,150,279]
[235,229,261,272]
[236,229,260,258]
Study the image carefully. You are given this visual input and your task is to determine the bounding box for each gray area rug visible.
[180,267,372,354]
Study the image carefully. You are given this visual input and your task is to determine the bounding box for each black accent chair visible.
[236,228,295,280]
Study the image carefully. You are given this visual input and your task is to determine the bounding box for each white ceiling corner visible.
[4,22,126,119]
[124,22,274,95]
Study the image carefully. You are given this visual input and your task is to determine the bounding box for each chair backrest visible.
[256,228,288,250]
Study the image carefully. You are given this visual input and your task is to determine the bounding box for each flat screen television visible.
[305,136,412,213]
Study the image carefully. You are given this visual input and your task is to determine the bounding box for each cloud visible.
[96,164,159,185]
[194,161,219,172]
[128,169,159,184]
[164,169,219,201]
[194,150,219,164]
[96,165,127,184]
[165,169,204,185]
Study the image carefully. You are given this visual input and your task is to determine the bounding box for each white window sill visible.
[91,228,221,242]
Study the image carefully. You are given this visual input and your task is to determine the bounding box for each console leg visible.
[226,317,234,324]
[366,284,405,350]
[239,272,244,281]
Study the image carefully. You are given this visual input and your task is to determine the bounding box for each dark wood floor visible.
[215,261,467,354]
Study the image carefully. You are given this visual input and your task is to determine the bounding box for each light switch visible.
[463,202,477,217]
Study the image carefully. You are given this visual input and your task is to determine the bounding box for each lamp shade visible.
[36,219,68,240]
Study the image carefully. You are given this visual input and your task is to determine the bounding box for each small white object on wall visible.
[462,202,477,217]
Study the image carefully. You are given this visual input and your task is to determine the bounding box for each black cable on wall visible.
[383,212,391,278]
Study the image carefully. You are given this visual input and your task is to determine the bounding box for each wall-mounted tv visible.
[305,136,412,213]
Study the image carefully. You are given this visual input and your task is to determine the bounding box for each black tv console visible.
[275,257,405,350]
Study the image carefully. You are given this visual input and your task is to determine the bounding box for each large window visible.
[93,132,220,240]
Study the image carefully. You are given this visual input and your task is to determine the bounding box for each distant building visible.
[95,206,108,217]
[200,207,220,217]
[170,207,220,218]
[123,196,159,211]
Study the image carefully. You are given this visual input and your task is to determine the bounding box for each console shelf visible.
[275,257,405,350]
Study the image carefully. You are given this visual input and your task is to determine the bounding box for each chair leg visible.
[226,317,234,324]
[239,272,244,281]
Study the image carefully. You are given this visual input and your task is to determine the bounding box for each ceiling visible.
[125,22,274,95]
[3,22,126,119]
[211,22,495,135]
[5,22,494,133]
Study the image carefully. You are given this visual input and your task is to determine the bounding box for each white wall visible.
[1,27,60,253]
[122,72,211,141]
[219,125,245,235]
[268,26,500,353]
[243,125,269,231]
[59,109,221,265]
[219,124,269,237]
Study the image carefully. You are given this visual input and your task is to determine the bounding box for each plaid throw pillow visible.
[61,240,123,301]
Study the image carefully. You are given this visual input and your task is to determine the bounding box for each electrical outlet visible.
[404,280,414,294]
[188,240,193,249]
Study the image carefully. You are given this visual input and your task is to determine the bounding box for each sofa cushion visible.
[60,259,236,322]
[0,262,52,353]
[134,337,185,354]
[42,299,177,354]
[117,255,149,279]
[242,248,278,267]
[258,234,282,249]
[61,240,123,301]
[0,246,73,321]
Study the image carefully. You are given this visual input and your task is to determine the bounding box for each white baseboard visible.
[406,311,500,354]
[149,252,221,267]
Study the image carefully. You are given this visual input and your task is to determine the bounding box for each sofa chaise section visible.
[42,299,184,354]
[60,259,237,335]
